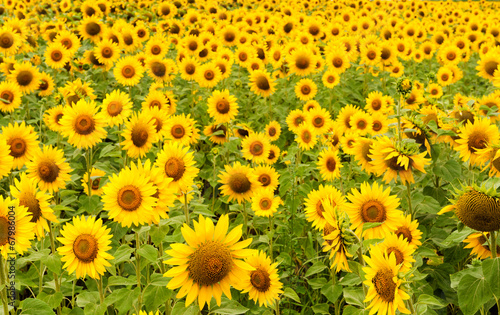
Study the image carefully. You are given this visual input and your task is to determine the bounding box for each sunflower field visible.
[2,0,500,314]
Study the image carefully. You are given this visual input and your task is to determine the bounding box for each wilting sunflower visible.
[362,245,411,315]
[8,61,40,94]
[101,90,133,127]
[294,78,317,101]
[439,186,500,232]
[10,172,56,239]
[219,162,259,204]
[304,185,346,230]
[392,215,422,249]
[114,55,144,86]
[322,200,353,273]
[0,26,22,56]
[81,167,106,196]
[1,121,39,170]
[59,99,107,149]
[295,124,317,151]
[26,145,72,193]
[379,233,416,273]
[317,148,343,181]
[369,137,430,185]
[463,232,500,259]
[57,215,113,279]
[0,196,36,259]
[164,114,195,146]
[207,89,238,124]
[44,42,71,70]
[121,112,157,158]
[250,70,276,98]
[345,181,403,239]
[102,167,157,227]
[251,188,282,217]
[241,132,271,164]
[155,141,199,193]
[164,215,254,310]
[240,251,283,307]
[0,80,22,113]
[455,117,500,166]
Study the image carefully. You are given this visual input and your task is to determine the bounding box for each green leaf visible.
[305,261,327,277]
[41,254,62,274]
[307,277,327,289]
[362,222,383,232]
[76,292,100,308]
[21,298,55,315]
[138,244,159,264]
[282,287,301,303]
[321,283,342,304]
[312,304,330,314]
[434,228,473,248]
[171,302,198,315]
[84,303,107,315]
[143,285,173,312]
[107,276,136,287]
[343,287,365,308]
[482,257,500,297]
[209,299,249,314]
[150,223,169,246]
[342,305,369,315]
[104,287,140,315]
[150,272,170,286]
[457,274,492,315]
[339,273,362,286]
[417,294,447,309]
[112,244,134,264]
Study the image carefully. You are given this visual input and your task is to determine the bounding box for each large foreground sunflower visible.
[57,215,114,279]
[0,196,36,259]
[164,215,255,310]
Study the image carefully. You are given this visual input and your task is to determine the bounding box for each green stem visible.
[406,181,413,218]
[48,223,61,294]
[71,279,76,307]
[397,95,402,146]
[97,277,104,304]
[86,148,93,210]
[269,216,274,260]
[274,300,280,315]
[491,231,497,259]
[0,257,9,315]
[242,202,248,236]
[135,232,142,311]
[183,192,190,224]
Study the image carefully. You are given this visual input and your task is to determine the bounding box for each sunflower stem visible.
[183,192,190,224]
[274,300,280,315]
[86,148,93,209]
[269,216,274,260]
[397,95,403,146]
[48,223,61,294]
[406,181,413,218]
[0,257,9,315]
[135,232,142,311]
[491,231,497,259]
[97,277,104,305]
[242,202,248,236]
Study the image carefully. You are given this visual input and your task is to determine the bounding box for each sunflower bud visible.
[397,77,413,97]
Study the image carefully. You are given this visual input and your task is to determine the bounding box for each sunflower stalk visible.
[135,232,142,311]
[269,216,274,260]
[86,147,93,206]
[397,95,403,146]
[0,257,9,315]
[183,191,190,223]
[406,181,413,218]
[242,202,248,236]
[491,231,497,259]
[97,277,104,305]
[48,223,62,314]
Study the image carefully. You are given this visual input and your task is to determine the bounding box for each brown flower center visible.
[296,56,310,70]
[301,130,312,143]
[75,115,95,135]
[1,90,14,104]
[0,33,14,49]
[91,178,101,190]
[151,61,166,77]
[16,70,33,86]
[313,116,324,128]
[301,85,311,95]
[258,174,271,187]
[121,65,136,78]
[19,193,41,223]
[255,75,270,91]
[367,50,377,60]
[204,70,215,80]
[101,47,113,58]
[250,267,271,292]
[151,45,161,55]
[239,52,248,62]
[371,100,381,111]
[131,125,149,147]
[229,172,251,194]
[447,51,456,61]
[216,99,230,114]
[185,64,195,75]
[0,217,9,246]
[38,161,60,183]
[249,141,264,156]
[386,247,404,265]
[395,226,413,243]
[268,127,276,137]
[85,22,101,36]
[468,132,488,153]
[8,137,26,158]
[188,240,232,286]
[117,185,142,211]
[326,157,336,172]
[171,124,185,139]
[484,60,499,76]
[373,267,396,302]
[107,101,122,116]
[188,41,198,51]
[73,234,99,262]
[361,200,386,223]
[259,198,272,210]
[51,50,63,62]
[165,157,185,181]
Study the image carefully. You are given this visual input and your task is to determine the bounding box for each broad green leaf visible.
[171,302,199,315]
[435,228,473,248]
[312,304,330,314]
[143,285,173,312]
[138,244,159,264]
[305,261,327,277]
[112,244,134,264]
[150,272,170,286]
[307,277,327,290]
[104,287,140,315]
[339,273,362,286]
[282,287,301,303]
[342,305,369,315]
[343,287,365,308]
[83,303,107,315]
[321,283,342,304]
[417,294,447,309]
[209,299,249,314]
[21,298,55,315]
[76,292,100,308]
[362,222,383,233]
[41,254,62,274]
[457,274,492,315]
[482,257,500,297]
[107,276,136,287]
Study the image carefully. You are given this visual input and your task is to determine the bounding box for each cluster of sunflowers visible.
[1,0,500,314]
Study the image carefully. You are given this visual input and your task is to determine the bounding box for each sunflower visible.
[438,45,461,65]
[8,61,40,94]
[114,55,144,86]
[164,114,195,146]
[264,121,281,142]
[436,66,453,86]
[360,44,381,66]
[326,46,350,74]
[0,80,22,113]
[317,147,342,181]
[54,30,81,56]
[94,39,119,66]
[0,26,22,56]
[362,245,411,315]
[43,105,65,132]
[336,104,360,133]
[322,70,340,89]
[322,201,353,273]
[121,112,157,158]
[251,188,282,218]
[0,137,13,179]
[286,109,307,134]
[0,196,36,259]
[392,215,422,249]
[476,50,500,80]
[251,165,279,192]
[38,72,55,97]
[455,117,500,166]
[207,89,238,124]
[379,233,416,273]
[44,42,70,69]
[59,99,107,149]
[289,47,317,76]
[164,214,254,309]
[463,232,500,259]
[352,137,376,174]
[369,137,430,185]
[147,57,176,83]
[26,145,72,193]
[241,132,271,164]
[155,141,199,193]
[240,251,283,307]
[81,167,106,196]
[195,62,221,88]
[204,124,228,145]
[142,89,169,111]
[350,111,373,136]
[1,121,39,170]
[145,34,169,58]
[427,83,443,99]
[365,91,388,114]
[345,181,403,239]
[179,56,200,81]
[100,90,133,127]
[78,16,104,42]
[59,78,96,106]
[57,215,113,279]
[295,124,318,151]
[219,162,259,204]
[294,78,317,101]
[304,185,346,230]
[250,70,276,98]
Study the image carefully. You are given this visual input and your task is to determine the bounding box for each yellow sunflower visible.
[102,167,157,227]
[251,188,282,217]
[253,165,280,192]
[114,55,144,86]
[57,215,113,279]
[43,105,65,132]
[241,132,271,164]
[54,30,81,56]
[455,117,500,166]
[476,50,500,80]
[362,245,411,315]
[0,26,22,56]
[289,47,318,77]
[379,233,416,273]
[141,89,169,111]
[100,90,133,127]
[44,42,71,69]
[59,99,107,149]
[345,181,403,239]
[218,162,259,204]
[164,114,195,146]
[317,147,342,181]
[38,72,55,97]
[463,232,500,259]
[352,137,376,174]
[322,200,353,273]
[147,57,176,83]
[179,56,200,81]
[0,80,22,113]
[304,184,346,230]
[195,62,221,88]
[207,89,238,124]
[121,112,157,158]
[0,196,36,259]
[155,141,199,193]
[336,104,361,133]
[250,70,276,98]
[204,124,228,145]
[81,167,106,196]
[1,121,39,170]
[392,215,422,249]
[0,138,13,179]
[365,91,388,114]
[8,61,40,94]
[295,78,317,101]
[94,39,120,66]
[26,145,72,193]
[322,70,340,89]
[164,214,255,310]
[240,251,283,307]
[265,144,280,165]
[286,109,307,134]
[295,124,317,151]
